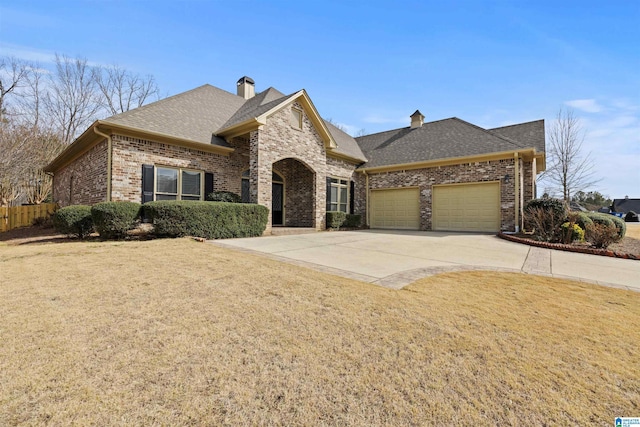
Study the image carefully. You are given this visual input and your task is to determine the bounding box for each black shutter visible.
[204,172,214,200]
[350,180,355,214]
[141,164,154,203]
[326,177,332,212]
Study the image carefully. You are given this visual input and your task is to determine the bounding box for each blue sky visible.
[1,0,639,198]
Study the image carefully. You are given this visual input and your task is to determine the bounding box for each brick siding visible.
[53,140,108,206]
[362,158,526,231]
[250,102,329,232]
[110,135,248,202]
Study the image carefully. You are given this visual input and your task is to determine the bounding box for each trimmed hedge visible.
[206,191,241,203]
[344,214,362,228]
[569,212,593,232]
[586,212,626,240]
[91,201,141,239]
[53,205,94,238]
[326,211,347,229]
[143,201,268,239]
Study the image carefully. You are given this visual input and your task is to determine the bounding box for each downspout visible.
[363,169,370,227]
[93,125,112,202]
[514,152,520,232]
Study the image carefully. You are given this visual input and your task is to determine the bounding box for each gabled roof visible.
[218,87,289,130]
[356,117,536,169]
[612,198,640,214]
[489,120,545,154]
[323,120,367,162]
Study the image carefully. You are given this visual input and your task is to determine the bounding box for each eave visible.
[326,149,367,165]
[358,148,543,174]
[45,121,235,173]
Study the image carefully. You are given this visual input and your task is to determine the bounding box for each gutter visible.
[93,125,112,202]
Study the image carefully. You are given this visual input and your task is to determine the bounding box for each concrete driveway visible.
[212,230,640,291]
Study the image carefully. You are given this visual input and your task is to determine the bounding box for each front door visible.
[272,182,284,225]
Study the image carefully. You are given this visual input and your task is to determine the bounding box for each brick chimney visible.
[237,76,255,99]
[410,110,425,128]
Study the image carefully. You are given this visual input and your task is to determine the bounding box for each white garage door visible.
[370,188,420,230]
[432,182,500,232]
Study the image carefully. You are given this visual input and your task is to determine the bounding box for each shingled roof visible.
[103,84,244,147]
[489,120,545,154]
[100,82,366,162]
[355,117,541,169]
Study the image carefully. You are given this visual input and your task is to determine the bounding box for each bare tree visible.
[16,64,48,129]
[45,54,101,143]
[540,109,599,202]
[0,57,31,123]
[93,64,159,115]
[354,128,368,137]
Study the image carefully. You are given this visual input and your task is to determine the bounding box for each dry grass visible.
[625,223,640,239]
[1,238,638,426]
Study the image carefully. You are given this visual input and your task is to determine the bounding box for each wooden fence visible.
[0,203,58,233]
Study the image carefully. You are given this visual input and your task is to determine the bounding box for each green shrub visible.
[91,201,141,239]
[344,214,362,228]
[206,191,242,203]
[326,211,347,229]
[569,212,593,233]
[143,201,268,239]
[523,198,568,242]
[53,205,94,238]
[561,222,585,243]
[586,212,625,241]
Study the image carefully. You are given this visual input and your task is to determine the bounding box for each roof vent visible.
[410,110,425,128]
[237,76,255,99]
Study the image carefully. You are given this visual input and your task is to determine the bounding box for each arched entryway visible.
[272,158,315,227]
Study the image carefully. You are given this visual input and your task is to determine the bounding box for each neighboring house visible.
[611,198,640,215]
[45,77,545,234]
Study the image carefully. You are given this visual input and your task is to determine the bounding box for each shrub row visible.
[326,211,362,229]
[523,198,626,249]
[53,200,268,240]
[143,201,268,239]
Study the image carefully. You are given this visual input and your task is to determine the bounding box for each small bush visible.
[561,222,585,243]
[206,191,242,203]
[91,201,141,239]
[32,214,54,228]
[524,198,568,242]
[326,211,347,229]
[53,205,94,238]
[586,222,619,249]
[344,214,362,228]
[586,212,625,241]
[625,211,639,223]
[143,201,268,239]
[570,212,593,233]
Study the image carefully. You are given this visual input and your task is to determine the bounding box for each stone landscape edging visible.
[497,233,639,260]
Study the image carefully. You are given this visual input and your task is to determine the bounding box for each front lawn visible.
[1,238,638,425]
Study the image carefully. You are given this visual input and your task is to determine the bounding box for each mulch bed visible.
[498,232,640,260]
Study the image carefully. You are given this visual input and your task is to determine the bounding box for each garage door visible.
[432,182,500,232]
[370,188,420,230]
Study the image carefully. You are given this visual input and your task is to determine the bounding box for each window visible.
[290,108,302,129]
[241,170,250,203]
[329,177,349,212]
[155,167,203,200]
